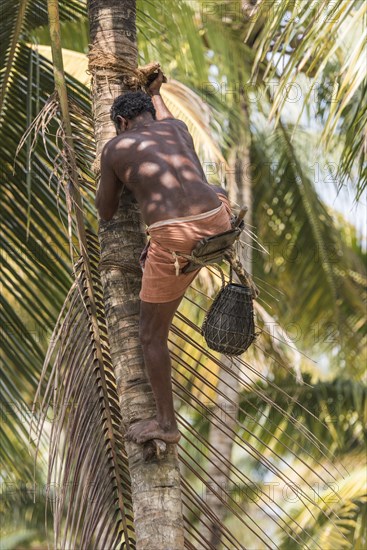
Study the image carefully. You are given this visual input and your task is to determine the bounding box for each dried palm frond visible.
[173,301,367,547]
[32,230,135,549]
[28,6,135,544]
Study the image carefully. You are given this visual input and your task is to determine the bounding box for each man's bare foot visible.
[125,418,181,444]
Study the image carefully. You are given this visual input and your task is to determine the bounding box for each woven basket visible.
[201,283,256,355]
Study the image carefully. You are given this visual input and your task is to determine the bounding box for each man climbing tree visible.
[96,70,232,444]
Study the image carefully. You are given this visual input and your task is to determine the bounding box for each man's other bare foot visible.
[125,418,181,444]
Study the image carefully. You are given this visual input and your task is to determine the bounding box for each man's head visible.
[110,91,156,133]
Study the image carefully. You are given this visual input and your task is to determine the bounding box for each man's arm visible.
[95,143,122,221]
[147,69,175,121]
[151,93,175,120]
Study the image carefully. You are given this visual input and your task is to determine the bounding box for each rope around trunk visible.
[88,45,164,89]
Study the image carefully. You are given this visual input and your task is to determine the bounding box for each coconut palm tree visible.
[87,0,184,547]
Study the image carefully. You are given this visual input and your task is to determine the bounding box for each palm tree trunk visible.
[88,1,184,548]
[202,108,252,547]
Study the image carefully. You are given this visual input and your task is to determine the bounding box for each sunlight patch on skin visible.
[181,168,196,180]
[150,192,164,201]
[160,172,181,185]
[125,166,136,180]
[138,161,161,176]
[146,201,163,215]
[116,137,137,149]
[137,140,156,151]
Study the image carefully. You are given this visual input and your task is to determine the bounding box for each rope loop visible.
[88,46,164,90]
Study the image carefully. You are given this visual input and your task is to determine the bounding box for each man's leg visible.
[124,295,183,444]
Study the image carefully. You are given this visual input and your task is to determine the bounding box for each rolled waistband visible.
[147,203,224,232]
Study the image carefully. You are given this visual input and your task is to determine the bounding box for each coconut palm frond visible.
[173,277,309,383]
[140,0,366,217]
[139,0,250,149]
[251,0,361,91]
[33,230,135,549]
[337,79,367,200]
[35,46,90,84]
[0,440,49,548]
[167,297,364,548]
[250,122,367,371]
[173,307,340,479]
[3,1,366,546]
[27,178,354,549]
[29,243,366,549]
[1,45,71,475]
[137,0,209,82]
[279,454,367,550]
[0,35,98,546]
[0,530,39,550]
[249,0,367,194]
[1,414,35,481]
[238,376,367,457]
[171,297,366,546]
[29,4,135,543]
[30,17,90,54]
[0,0,85,113]
[0,42,97,457]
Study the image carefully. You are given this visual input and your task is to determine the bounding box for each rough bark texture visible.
[88,1,184,548]
[203,118,252,547]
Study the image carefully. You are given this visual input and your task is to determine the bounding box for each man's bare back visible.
[96,69,227,225]
[103,118,221,226]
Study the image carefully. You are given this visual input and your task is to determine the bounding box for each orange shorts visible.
[139,195,232,303]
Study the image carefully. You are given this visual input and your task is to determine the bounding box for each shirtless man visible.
[95,71,232,444]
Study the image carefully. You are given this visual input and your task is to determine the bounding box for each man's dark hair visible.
[110,91,156,126]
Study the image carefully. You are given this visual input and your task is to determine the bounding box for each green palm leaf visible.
[250,121,366,372]
[249,0,367,194]
[0,0,85,112]
[279,454,367,550]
